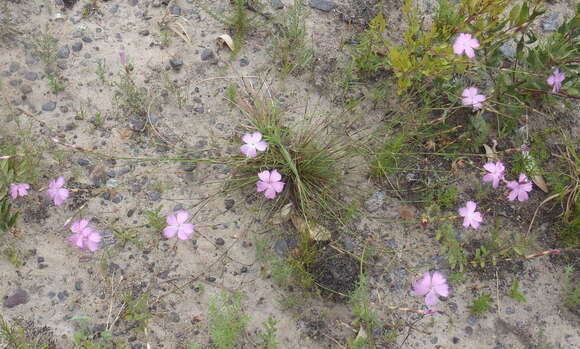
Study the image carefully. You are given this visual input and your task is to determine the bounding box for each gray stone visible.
[240,57,249,67]
[272,0,284,9]
[82,36,93,43]
[9,62,20,72]
[505,306,515,315]
[168,311,180,322]
[57,61,68,70]
[42,101,57,112]
[60,105,69,113]
[139,30,150,36]
[148,191,161,201]
[20,84,32,95]
[112,195,123,204]
[467,315,477,325]
[11,96,22,106]
[364,191,386,212]
[72,42,83,52]
[385,239,397,249]
[541,12,560,32]
[110,4,119,13]
[24,72,38,81]
[78,159,90,166]
[74,281,82,291]
[106,179,119,188]
[274,238,289,258]
[3,289,29,308]
[200,48,215,61]
[170,5,181,16]
[225,199,235,210]
[215,238,225,246]
[500,41,516,59]
[343,236,355,251]
[57,45,70,59]
[169,59,183,71]
[309,0,336,12]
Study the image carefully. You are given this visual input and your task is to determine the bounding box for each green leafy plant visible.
[507,278,527,303]
[114,62,149,119]
[259,317,278,349]
[46,73,64,94]
[347,275,377,348]
[436,221,467,271]
[145,205,166,233]
[563,265,580,312]
[121,291,151,332]
[31,26,58,67]
[0,315,53,349]
[470,294,493,316]
[208,292,250,349]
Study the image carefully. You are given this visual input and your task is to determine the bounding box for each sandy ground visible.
[1,1,578,348]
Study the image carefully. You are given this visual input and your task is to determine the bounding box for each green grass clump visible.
[31,26,58,67]
[507,278,527,303]
[271,0,314,77]
[208,292,250,349]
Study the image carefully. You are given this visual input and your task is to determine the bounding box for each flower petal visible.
[163,226,178,238]
[270,169,282,182]
[413,273,432,297]
[257,181,268,192]
[271,181,285,193]
[176,210,189,225]
[55,176,65,188]
[258,170,271,182]
[264,187,277,199]
[242,133,254,144]
[255,141,268,152]
[425,290,440,307]
[167,213,177,226]
[177,224,195,240]
[240,144,257,158]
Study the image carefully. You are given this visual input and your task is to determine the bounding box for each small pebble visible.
[42,102,57,112]
[72,42,83,52]
[215,238,225,246]
[57,46,70,59]
[74,281,82,291]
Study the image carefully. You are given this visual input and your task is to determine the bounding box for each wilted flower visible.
[10,183,30,200]
[47,176,69,206]
[163,210,195,240]
[482,162,505,188]
[413,271,449,308]
[240,132,268,158]
[69,219,102,252]
[453,33,480,59]
[506,174,533,202]
[461,87,486,110]
[547,68,565,93]
[257,170,285,199]
[119,51,127,65]
[458,201,483,229]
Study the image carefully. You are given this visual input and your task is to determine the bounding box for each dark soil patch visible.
[309,245,359,298]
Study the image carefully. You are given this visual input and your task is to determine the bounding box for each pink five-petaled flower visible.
[482,161,506,188]
[458,201,483,229]
[47,176,70,206]
[240,132,268,158]
[413,271,449,308]
[461,87,486,111]
[257,170,285,199]
[547,68,565,93]
[163,210,195,240]
[453,33,480,59]
[9,183,30,200]
[69,219,102,252]
[506,174,533,202]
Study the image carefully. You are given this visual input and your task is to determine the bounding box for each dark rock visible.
[467,315,477,325]
[4,289,29,308]
[215,238,225,246]
[452,337,460,344]
[309,0,336,12]
[60,106,69,113]
[42,101,57,112]
[72,42,83,52]
[239,57,249,67]
[82,36,93,43]
[57,291,69,301]
[24,72,38,81]
[431,337,438,344]
[173,204,184,211]
[240,266,248,273]
[272,0,284,9]
[57,46,70,59]
[148,191,161,201]
[225,199,235,210]
[200,48,215,61]
[206,276,216,282]
[505,306,515,315]
[78,159,90,166]
[110,4,119,13]
[169,59,183,71]
[464,326,473,335]
[75,281,82,291]
[112,195,123,204]
[139,30,150,36]
[65,123,76,131]
[37,257,45,263]
[57,61,68,70]
[39,264,48,269]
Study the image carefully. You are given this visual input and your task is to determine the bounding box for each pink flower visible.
[506,174,533,202]
[119,52,127,65]
[461,87,486,110]
[69,219,102,252]
[413,272,449,308]
[47,176,69,206]
[482,162,505,188]
[9,183,30,200]
[163,210,195,240]
[453,33,480,59]
[257,170,285,199]
[240,132,268,158]
[547,68,565,93]
[458,201,483,229]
